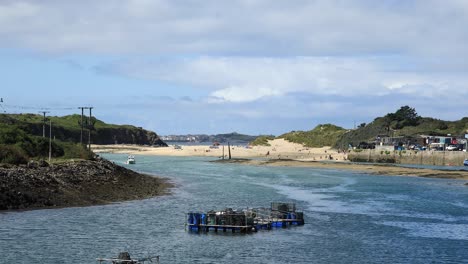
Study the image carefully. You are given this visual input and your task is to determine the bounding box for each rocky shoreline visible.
[0,158,171,210]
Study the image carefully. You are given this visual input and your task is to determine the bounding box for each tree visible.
[385,106,421,128]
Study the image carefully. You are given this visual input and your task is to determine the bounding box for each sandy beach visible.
[93,138,348,161]
[93,139,468,181]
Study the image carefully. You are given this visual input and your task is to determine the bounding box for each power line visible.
[3,104,77,111]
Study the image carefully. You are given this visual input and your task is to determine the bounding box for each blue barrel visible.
[200,214,206,225]
[193,213,200,225]
[188,213,194,224]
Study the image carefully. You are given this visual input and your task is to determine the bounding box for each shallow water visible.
[1,154,468,263]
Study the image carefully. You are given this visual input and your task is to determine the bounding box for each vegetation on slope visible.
[0,126,92,165]
[0,113,167,146]
[334,106,468,148]
[250,135,275,146]
[279,124,347,148]
[0,113,167,164]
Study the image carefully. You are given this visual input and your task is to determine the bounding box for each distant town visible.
[160,132,259,143]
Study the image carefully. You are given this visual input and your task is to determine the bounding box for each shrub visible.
[58,142,93,159]
[0,145,28,165]
[32,137,64,158]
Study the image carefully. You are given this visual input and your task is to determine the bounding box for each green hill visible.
[0,113,167,164]
[335,106,468,148]
[250,106,467,149]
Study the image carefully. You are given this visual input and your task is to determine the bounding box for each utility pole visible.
[39,111,50,137]
[78,107,93,148]
[0,97,5,113]
[78,107,86,145]
[49,119,52,162]
[88,107,94,151]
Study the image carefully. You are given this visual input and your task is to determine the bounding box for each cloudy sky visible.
[1,0,467,135]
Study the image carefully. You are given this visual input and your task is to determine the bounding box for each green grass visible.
[250,136,275,146]
[279,124,347,148]
[0,113,129,163]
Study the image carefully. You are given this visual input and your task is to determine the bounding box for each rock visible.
[38,160,49,167]
[27,160,38,169]
[0,158,170,210]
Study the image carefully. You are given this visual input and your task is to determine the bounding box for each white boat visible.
[126,155,135,164]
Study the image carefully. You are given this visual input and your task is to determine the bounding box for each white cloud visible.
[0,0,467,63]
[1,0,468,134]
[98,56,468,103]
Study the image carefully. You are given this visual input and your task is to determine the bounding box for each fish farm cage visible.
[186,202,304,233]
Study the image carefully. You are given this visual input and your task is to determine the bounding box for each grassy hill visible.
[250,136,276,146]
[0,113,167,164]
[335,107,468,148]
[278,124,347,148]
[249,124,346,147]
[250,106,468,149]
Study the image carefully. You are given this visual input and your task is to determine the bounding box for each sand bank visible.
[215,159,468,180]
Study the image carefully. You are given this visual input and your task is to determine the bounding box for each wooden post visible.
[87,107,93,151]
[228,142,231,159]
[80,107,84,145]
[222,145,225,160]
[49,119,52,162]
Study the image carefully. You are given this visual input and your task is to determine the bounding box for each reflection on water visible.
[1,154,467,263]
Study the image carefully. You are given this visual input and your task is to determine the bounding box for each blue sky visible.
[1,0,467,135]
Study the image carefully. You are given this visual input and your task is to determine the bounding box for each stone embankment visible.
[0,158,171,210]
[349,149,468,166]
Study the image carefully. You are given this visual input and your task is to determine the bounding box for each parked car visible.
[446,145,459,151]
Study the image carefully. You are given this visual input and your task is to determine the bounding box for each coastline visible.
[93,139,468,181]
[214,159,468,180]
[92,138,348,161]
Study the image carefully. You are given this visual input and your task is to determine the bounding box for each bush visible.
[0,145,28,165]
[58,142,93,159]
[0,127,32,145]
[32,137,64,158]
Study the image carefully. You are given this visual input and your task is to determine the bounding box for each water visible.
[1,154,468,263]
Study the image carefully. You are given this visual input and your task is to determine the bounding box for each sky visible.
[1,0,467,136]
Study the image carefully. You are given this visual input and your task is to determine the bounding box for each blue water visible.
[1,154,468,263]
